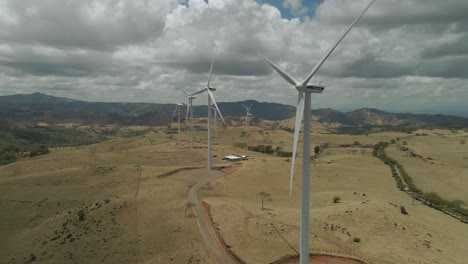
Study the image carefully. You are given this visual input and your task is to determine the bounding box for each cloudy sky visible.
[1,0,468,114]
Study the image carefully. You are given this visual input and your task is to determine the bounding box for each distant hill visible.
[1,93,468,129]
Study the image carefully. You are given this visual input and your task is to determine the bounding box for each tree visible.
[333,196,341,203]
[259,192,272,210]
[461,139,466,145]
[314,145,320,157]
[185,202,195,218]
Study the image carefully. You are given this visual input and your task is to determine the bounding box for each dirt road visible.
[186,169,240,264]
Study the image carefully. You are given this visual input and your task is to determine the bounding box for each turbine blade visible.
[259,53,299,86]
[183,90,189,96]
[207,89,225,124]
[188,88,206,97]
[290,92,305,197]
[172,105,177,120]
[207,44,219,88]
[301,0,375,86]
[249,103,253,109]
[185,102,190,121]
[243,104,249,111]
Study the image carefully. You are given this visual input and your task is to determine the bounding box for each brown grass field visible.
[0,125,467,263]
[385,129,468,203]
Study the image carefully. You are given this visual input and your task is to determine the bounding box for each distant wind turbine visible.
[188,45,225,170]
[243,104,254,128]
[172,102,187,144]
[260,1,375,263]
[184,90,196,149]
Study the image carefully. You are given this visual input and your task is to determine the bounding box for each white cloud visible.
[0,0,467,114]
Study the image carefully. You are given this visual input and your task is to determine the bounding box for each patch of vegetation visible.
[0,145,18,165]
[248,144,274,154]
[374,141,467,222]
[0,120,107,166]
[77,209,86,221]
[333,196,341,203]
[29,145,50,157]
[233,142,248,149]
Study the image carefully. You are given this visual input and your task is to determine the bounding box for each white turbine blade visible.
[172,105,177,120]
[290,92,305,197]
[243,104,249,111]
[183,90,189,96]
[207,89,225,124]
[249,103,253,109]
[185,103,190,121]
[207,44,219,88]
[301,0,375,86]
[188,88,207,97]
[259,53,299,86]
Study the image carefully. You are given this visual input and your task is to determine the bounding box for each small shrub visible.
[400,206,408,215]
[77,209,86,221]
[353,237,361,243]
[333,196,341,203]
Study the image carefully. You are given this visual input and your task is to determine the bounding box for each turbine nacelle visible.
[297,83,325,93]
[208,87,216,91]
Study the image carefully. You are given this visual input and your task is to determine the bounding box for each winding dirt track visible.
[187,168,240,264]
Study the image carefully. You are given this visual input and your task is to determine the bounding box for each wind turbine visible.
[260,1,375,263]
[243,104,254,128]
[172,102,186,144]
[187,45,225,170]
[184,90,196,149]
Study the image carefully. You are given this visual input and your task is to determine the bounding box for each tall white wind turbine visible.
[260,1,375,263]
[187,45,226,170]
[243,104,254,127]
[184,90,196,149]
[172,102,187,144]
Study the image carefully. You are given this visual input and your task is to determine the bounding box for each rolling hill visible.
[1,93,468,128]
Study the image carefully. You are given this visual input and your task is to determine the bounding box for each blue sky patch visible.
[257,0,324,20]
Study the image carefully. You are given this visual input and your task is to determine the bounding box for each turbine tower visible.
[243,104,254,128]
[171,102,186,144]
[187,45,225,170]
[212,106,218,140]
[261,1,375,263]
[184,90,196,149]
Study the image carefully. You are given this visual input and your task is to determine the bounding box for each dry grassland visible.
[0,131,210,264]
[385,129,468,203]
[204,129,468,264]
[1,126,467,264]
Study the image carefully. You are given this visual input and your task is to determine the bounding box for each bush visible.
[77,209,86,221]
[29,145,49,157]
[277,151,293,157]
[248,145,274,154]
[333,196,341,203]
[233,142,248,149]
[0,145,18,165]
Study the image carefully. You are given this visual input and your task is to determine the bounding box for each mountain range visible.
[1,93,468,130]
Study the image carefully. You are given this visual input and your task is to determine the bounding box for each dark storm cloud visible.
[330,54,468,79]
[422,35,468,59]
[317,0,468,30]
[417,57,468,79]
[330,55,412,79]
[165,57,272,77]
[0,47,113,77]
